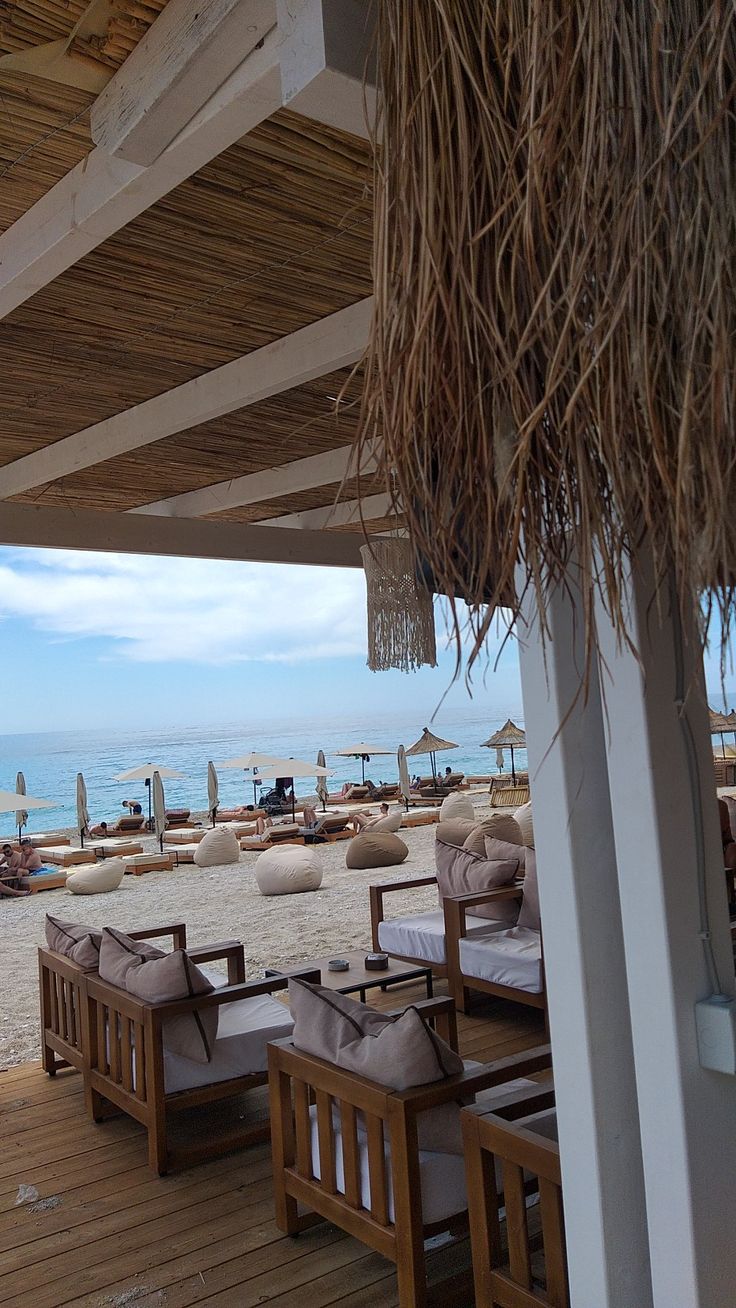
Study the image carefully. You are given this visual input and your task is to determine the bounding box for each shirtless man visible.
[0,844,29,897]
[349,802,390,835]
[19,838,44,873]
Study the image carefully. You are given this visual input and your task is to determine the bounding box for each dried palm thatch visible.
[359,2,736,670]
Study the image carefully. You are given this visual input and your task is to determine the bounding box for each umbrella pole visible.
[511,746,517,785]
[722,734,726,760]
[430,751,436,784]
[361,756,366,784]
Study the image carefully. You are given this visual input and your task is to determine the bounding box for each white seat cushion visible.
[378,910,506,966]
[163,991,293,1093]
[459,926,542,992]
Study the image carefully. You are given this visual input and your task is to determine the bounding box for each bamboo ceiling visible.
[0,0,169,70]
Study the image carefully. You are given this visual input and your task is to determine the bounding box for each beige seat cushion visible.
[513,801,534,848]
[66,859,125,895]
[463,813,523,857]
[439,791,475,821]
[254,846,323,896]
[44,914,102,968]
[193,827,240,867]
[345,832,408,869]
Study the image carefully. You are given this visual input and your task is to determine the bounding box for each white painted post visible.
[517,565,653,1307]
[595,556,736,1307]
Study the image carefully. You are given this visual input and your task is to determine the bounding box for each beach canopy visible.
[207,761,219,826]
[481,719,526,784]
[15,771,27,835]
[76,772,90,845]
[114,764,186,782]
[334,741,394,783]
[217,753,287,770]
[316,751,329,811]
[0,789,53,815]
[397,745,411,809]
[405,727,458,782]
[152,770,166,852]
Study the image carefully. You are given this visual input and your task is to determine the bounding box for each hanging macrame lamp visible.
[361,538,436,672]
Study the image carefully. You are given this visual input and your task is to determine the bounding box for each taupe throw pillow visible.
[517,848,540,931]
[125,949,218,1064]
[463,814,523,857]
[435,818,477,849]
[98,927,165,989]
[435,839,520,922]
[45,915,102,969]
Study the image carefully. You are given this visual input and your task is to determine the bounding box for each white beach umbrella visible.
[255,759,334,821]
[217,752,290,805]
[334,742,394,784]
[207,761,219,826]
[0,789,53,818]
[316,751,329,811]
[397,745,411,810]
[76,772,90,846]
[15,772,27,837]
[152,770,166,852]
[114,763,186,825]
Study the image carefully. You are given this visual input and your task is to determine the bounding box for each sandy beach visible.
[1,813,460,1068]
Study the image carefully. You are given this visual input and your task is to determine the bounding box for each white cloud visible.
[0,548,368,665]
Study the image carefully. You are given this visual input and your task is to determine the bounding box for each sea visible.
[0,708,528,832]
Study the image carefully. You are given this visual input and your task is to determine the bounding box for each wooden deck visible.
[0,982,545,1308]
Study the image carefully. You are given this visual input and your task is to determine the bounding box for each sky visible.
[0,544,733,736]
[0,546,524,733]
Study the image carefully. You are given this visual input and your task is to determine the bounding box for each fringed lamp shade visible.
[361,539,437,672]
[359,3,736,667]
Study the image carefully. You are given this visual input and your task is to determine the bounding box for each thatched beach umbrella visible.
[481,720,526,785]
[709,709,732,759]
[15,772,27,839]
[114,763,186,827]
[207,761,219,826]
[405,727,458,784]
[397,745,411,810]
[334,742,394,784]
[152,770,166,853]
[316,751,329,812]
[76,772,90,846]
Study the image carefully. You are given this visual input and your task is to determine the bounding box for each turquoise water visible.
[0,709,528,831]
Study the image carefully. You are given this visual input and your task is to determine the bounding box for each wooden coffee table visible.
[265,948,433,1002]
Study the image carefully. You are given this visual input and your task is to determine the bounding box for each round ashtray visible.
[365,952,389,971]
[327,958,350,972]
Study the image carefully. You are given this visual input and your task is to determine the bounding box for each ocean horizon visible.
[0,707,527,831]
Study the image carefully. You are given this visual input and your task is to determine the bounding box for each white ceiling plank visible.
[0,28,282,321]
[261,491,390,529]
[91,0,276,165]
[278,0,376,140]
[0,502,364,568]
[0,298,372,502]
[135,440,377,519]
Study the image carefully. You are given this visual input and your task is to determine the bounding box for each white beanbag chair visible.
[439,790,475,821]
[66,859,125,895]
[513,801,534,849]
[194,827,240,867]
[255,846,324,896]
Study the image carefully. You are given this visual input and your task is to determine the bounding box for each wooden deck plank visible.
[0,980,540,1306]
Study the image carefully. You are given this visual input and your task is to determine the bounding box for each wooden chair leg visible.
[148,1118,169,1176]
[41,1041,57,1075]
[390,1109,428,1308]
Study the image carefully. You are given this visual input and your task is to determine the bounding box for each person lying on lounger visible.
[348,802,389,835]
[89,820,109,837]
[0,844,29,897]
[254,815,274,837]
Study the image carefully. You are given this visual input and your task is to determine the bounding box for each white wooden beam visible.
[0,502,364,568]
[0,298,372,501]
[91,0,276,165]
[136,440,377,519]
[0,29,282,321]
[278,0,376,141]
[261,491,390,529]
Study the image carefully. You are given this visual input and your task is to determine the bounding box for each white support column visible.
[517,567,653,1308]
[595,558,736,1307]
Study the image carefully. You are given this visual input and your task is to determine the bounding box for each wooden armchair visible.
[443,887,546,1017]
[269,1003,552,1308]
[39,922,187,1077]
[462,1081,566,1307]
[370,874,513,977]
[83,947,319,1174]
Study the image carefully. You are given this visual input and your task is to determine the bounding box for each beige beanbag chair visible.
[369,808,403,833]
[193,826,240,867]
[66,859,125,895]
[439,790,475,822]
[513,801,534,849]
[346,832,409,870]
[255,846,323,896]
[435,817,478,849]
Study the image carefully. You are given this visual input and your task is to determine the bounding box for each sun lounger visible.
[90,839,145,858]
[163,843,199,863]
[123,853,175,876]
[299,813,351,842]
[21,869,70,893]
[216,820,257,837]
[488,778,531,807]
[165,808,195,828]
[0,831,70,848]
[241,823,305,851]
[216,808,266,823]
[165,827,208,844]
[102,815,146,835]
[401,808,441,827]
[42,845,97,867]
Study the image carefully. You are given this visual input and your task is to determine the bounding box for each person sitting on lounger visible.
[0,844,29,897]
[255,815,274,837]
[19,839,45,874]
[349,802,389,835]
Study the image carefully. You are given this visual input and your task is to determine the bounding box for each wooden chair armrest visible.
[147,966,321,1017]
[385,995,458,1050]
[443,885,522,944]
[391,1045,553,1115]
[462,1074,555,1122]
[127,922,187,948]
[369,874,437,949]
[186,939,245,984]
